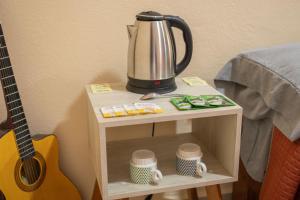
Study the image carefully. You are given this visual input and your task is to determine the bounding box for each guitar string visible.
[0,46,31,183]
[23,150,35,183]
[0,38,38,183]
[28,158,37,184]
[27,158,37,183]
[2,53,38,182]
[24,159,32,184]
[0,37,40,183]
[32,157,39,182]
[30,158,38,182]
[28,152,38,182]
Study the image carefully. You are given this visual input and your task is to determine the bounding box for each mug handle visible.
[151,169,163,184]
[196,160,207,177]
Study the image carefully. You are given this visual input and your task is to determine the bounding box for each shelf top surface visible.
[86,79,242,127]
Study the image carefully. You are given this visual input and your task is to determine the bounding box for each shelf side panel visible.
[213,115,238,177]
[192,114,240,177]
[88,101,108,199]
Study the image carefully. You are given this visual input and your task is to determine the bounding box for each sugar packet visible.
[134,103,163,114]
[112,105,128,117]
[100,106,115,118]
[123,104,140,115]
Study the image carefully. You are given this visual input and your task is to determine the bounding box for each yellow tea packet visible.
[123,104,139,115]
[90,84,112,94]
[100,106,115,118]
[112,105,128,117]
[101,103,163,118]
[134,103,150,114]
[134,103,163,114]
[182,76,207,86]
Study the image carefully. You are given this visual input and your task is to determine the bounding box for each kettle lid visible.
[136,11,164,21]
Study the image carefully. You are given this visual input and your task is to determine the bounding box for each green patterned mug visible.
[130,149,163,184]
[176,143,207,177]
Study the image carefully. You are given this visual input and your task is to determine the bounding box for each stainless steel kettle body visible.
[127,11,193,94]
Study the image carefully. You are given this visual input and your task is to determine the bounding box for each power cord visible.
[145,194,153,200]
[144,123,155,200]
[151,122,155,137]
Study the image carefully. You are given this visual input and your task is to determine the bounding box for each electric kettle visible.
[126,11,193,94]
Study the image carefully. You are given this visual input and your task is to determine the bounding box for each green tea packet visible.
[186,96,210,107]
[202,95,235,107]
[170,97,192,110]
[171,95,235,111]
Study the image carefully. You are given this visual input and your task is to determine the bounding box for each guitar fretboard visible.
[0,24,35,160]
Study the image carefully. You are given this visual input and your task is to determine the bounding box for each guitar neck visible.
[0,24,35,160]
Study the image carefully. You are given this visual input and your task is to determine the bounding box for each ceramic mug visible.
[130,149,163,184]
[176,143,207,177]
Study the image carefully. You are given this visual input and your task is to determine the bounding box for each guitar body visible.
[0,131,81,200]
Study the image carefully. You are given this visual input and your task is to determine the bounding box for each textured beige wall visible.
[0,0,300,199]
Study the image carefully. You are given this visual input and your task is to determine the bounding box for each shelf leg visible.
[187,188,198,200]
[91,180,129,200]
[205,184,222,200]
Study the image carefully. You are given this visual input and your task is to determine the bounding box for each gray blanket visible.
[214,44,300,181]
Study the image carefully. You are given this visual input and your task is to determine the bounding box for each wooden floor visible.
[232,161,261,200]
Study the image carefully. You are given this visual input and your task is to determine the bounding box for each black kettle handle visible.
[165,15,193,76]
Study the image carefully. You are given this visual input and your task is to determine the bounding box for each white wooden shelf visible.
[86,79,242,200]
[86,79,241,128]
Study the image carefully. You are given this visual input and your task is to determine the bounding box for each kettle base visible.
[126,77,177,94]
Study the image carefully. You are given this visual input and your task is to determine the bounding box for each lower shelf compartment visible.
[107,133,234,199]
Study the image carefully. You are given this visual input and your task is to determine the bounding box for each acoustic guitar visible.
[0,24,81,200]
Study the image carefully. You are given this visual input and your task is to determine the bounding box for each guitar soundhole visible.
[20,158,41,184]
[15,152,46,192]
[0,190,6,200]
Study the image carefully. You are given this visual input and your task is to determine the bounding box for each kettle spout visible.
[127,25,137,39]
